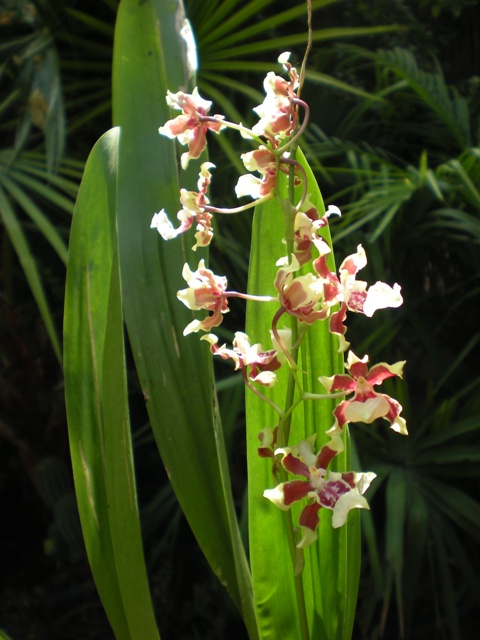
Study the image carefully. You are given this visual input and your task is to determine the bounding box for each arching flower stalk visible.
[151,49,407,595]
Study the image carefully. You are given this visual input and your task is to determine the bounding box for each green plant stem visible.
[283,509,310,639]
[201,116,265,146]
[205,194,273,214]
[270,360,309,640]
[274,152,310,638]
[276,339,310,640]
[282,324,299,446]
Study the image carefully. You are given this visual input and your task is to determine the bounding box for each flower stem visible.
[200,116,265,146]
[275,99,310,156]
[204,193,273,215]
[242,372,284,416]
[227,292,278,304]
[283,511,310,640]
[298,0,313,99]
[275,105,312,640]
[272,278,310,638]
[281,156,308,212]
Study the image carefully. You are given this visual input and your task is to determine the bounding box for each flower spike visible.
[153,54,407,570]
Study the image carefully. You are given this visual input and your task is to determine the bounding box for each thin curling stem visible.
[276,98,310,155]
[298,0,313,99]
[241,369,284,416]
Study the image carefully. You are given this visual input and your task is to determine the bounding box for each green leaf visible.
[246,149,359,639]
[374,47,471,150]
[65,8,116,37]
[403,486,428,635]
[204,27,401,61]
[7,167,75,214]
[199,0,338,49]
[192,0,399,130]
[0,184,62,362]
[431,523,461,640]
[414,416,480,451]
[421,476,480,544]
[385,468,407,628]
[305,70,386,103]
[64,127,161,640]
[111,1,257,636]
[0,173,68,264]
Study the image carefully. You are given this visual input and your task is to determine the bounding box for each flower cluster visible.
[252,51,299,141]
[151,53,407,550]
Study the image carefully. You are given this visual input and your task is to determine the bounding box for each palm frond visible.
[0,149,79,359]
[186,0,401,130]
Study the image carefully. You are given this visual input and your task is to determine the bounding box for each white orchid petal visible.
[235,174,262,199]
[150,210,178,240]
[264,485,290,510]
[344,396,390,424]
[332,491,370,528]
[363,282,403,317]
[251,371,277,386]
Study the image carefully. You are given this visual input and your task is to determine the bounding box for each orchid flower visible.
[235,146,281,199]
[315,244,403,351]
[293,203,341,266]
[252,53,299,141]
[320,351,408,435]
[202,331,286,387]
[257,426,279,459]
[264,435,376,548]
[151,162,215,250]
[159,88,225,168]
[177,260,229,335]
[274,254,329,325]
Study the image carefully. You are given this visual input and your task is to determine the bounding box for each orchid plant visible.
[64,2,407,639]
[151,49,406,635]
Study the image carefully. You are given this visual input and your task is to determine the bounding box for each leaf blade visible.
[111,1,258,635]
[246,149,359,639]
[64,127,160,639]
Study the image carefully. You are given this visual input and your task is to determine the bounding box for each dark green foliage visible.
[0,1,116,362]
[303,42,480,640]
[1,1,479,639]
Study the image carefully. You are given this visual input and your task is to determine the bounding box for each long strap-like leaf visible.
[0,184,62,362]
[246,149,360,639]
[64,128,160,640]
[112,1,258,636]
